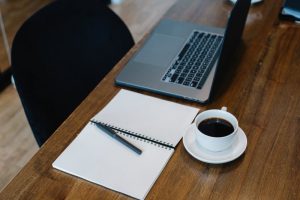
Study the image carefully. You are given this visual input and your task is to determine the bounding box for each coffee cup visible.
[193,107,239,152]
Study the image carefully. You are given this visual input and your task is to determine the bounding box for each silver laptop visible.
[116,0,251,103]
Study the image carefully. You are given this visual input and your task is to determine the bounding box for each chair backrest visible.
[11,0,134,146]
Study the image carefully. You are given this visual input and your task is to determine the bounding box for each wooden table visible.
[1,0,300,199]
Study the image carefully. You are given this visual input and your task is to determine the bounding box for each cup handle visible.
[221,106,227,111]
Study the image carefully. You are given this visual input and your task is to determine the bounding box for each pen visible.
[90,120,142,155]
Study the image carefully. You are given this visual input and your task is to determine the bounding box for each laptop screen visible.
[211,0,251,99]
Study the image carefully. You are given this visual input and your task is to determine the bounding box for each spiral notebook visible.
[52,89,199,199]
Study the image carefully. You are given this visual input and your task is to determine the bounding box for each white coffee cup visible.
[193,107,239,152]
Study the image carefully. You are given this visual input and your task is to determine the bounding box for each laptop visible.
[116,0,251,103]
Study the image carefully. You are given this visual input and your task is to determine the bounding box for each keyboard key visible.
[190,81,198,87]
[188,73,194,78]
[178,65,184,70]
[195,73,202,77]
[175,69,182,74]
[170,74,179,82]
[180,73,187,77]
[188,62,193,66]
[193,77,200,81]
[196,84,203,89]
[183,81,190,86]
[176,77,184,84]
[195,62,201,66]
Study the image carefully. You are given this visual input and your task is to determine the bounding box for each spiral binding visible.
[91,120,174,150]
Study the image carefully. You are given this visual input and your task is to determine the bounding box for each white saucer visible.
[183,125,247,164]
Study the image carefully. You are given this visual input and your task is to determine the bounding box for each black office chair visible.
[11,0,134,146]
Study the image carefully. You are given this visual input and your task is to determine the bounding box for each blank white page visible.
[93,89,199,147]
[53,124,173,199]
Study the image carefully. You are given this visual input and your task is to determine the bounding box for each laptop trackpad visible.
[134,33,185,67]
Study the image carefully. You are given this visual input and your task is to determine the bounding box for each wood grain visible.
[0,85,38,191]
[1,0,300,199]
[0,0,52,72]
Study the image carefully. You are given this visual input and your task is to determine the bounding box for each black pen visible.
[90,120,142,155]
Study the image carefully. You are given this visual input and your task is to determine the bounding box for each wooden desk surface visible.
[1,0,300,199]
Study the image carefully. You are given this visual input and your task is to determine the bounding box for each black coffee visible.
[198,118,234,137]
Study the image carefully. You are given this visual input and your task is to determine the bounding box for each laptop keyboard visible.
[162,30,223,89]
